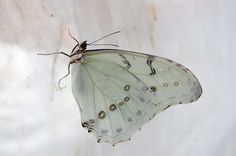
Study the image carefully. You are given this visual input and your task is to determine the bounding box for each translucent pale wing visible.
[71,49,202,145]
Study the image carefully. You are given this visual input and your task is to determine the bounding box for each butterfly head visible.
[69,40,88,64]
[79,41,87,51]
[69,30,121,62]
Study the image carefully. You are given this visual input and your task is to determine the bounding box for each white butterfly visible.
[39,31,202,146]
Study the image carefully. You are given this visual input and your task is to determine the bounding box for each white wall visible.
[0,0,235,156]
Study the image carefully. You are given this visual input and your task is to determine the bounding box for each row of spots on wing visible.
[97,85,132,119]
[84,81,182,137]
[84,84,143,136]
[148,81,180,96]
[95,81,180,119]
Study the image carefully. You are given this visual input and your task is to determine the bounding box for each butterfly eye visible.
[98,111,106,119]
[80,41,87,51]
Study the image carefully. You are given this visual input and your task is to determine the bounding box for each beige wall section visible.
[0,0,235,156]
[0,1,159,51]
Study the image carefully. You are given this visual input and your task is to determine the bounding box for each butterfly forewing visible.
[71,49,202,145]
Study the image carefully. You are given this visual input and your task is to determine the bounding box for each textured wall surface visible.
[0,0,235,156]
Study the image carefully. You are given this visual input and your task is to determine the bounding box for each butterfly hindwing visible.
[71,49,202,145]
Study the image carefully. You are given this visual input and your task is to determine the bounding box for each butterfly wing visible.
[71,49,202,145]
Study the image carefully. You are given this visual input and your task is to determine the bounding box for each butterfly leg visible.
[58,62,72,88]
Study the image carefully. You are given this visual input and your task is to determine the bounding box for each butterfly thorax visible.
[70,53,82,64]
[70,52,89,64]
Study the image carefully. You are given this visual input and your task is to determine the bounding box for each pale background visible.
[0,0,235,156]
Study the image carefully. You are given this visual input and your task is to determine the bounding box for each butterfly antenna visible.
[67,29,83,54]
[87,31,121,45]
[37,52,70,57]
[68,29,79,44]
[88,43,119,47]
